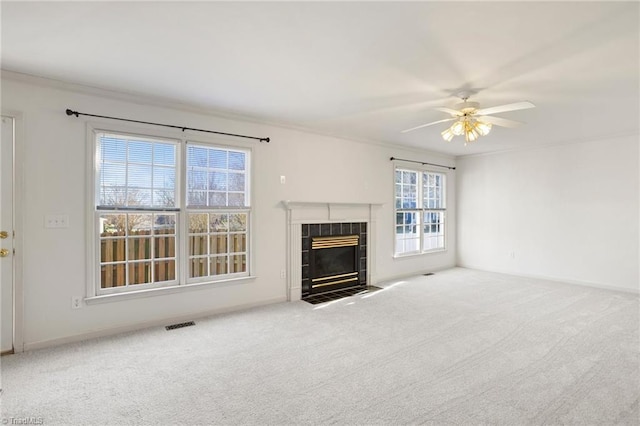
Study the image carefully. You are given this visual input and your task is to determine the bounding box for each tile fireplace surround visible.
[282,201,383,301]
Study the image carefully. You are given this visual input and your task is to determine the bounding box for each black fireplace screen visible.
[301,222,367,297]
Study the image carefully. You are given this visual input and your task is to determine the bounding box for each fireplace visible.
[302,223,367,297]
[283,201,381,301]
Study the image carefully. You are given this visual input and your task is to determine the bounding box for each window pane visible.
[101,137,126,162]
[230,234,246,253]
[228,173,245,191]
[129,262,152,284]
[127,189,152,207]
[228,193,245,207]
[188,191,207,206]
[100,214,126,236]
[229,151,245,170]
[210,256,228,275]
[100,238,126,262]
[101,187,126,207]
[209,214,228,232]
[190,258,208,278]
[153,190,175,208]
[188,170,207,190]
[209,192,227,206]
[210,235,228,254]
[101,163,126,187]
[128,141,152,164]
[229,213,247,231]
[153,167,175,189]
[230,254,246,273]
[154,214,175,234]
[189,214,208,233]
[128,238,151,260]
[209,171,227,191]
[189,235,208,256]
[209,149,227,169]
[154,236,175,259]
[101,263,126,288]
[403,171,416,184]
[153,143,175,166]
[128,164,152,187]
[128,214,152,235]
[154,260,176,282]
[187,146,208,167]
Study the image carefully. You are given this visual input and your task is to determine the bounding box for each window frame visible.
[393,166,448,257]
[85,123,254,302]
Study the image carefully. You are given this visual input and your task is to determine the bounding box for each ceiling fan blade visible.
[477,115,523,128]
[401,118,457,133]
[475,101,535,116]
[434,107,463,116]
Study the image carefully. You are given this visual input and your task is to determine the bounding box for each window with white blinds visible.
[93,130,251,295]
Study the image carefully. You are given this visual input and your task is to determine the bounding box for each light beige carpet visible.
[1,268,638,425]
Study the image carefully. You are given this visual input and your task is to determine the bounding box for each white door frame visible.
[2,111,24,353]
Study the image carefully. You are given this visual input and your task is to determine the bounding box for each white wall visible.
[1,76,456,349]
[456,135,639,292]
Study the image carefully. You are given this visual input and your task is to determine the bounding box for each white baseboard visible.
[375,264,456,286]
[456,264,639,295]
[23,296,287,352]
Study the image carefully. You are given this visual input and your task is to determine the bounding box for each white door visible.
[1,115,14,353]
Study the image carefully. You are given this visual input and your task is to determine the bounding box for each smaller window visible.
[394,168,446,256]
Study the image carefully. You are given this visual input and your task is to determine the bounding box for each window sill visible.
[393,248,447,259]
[85,275,257,305]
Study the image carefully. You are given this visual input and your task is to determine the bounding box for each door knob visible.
[0,248,9,257]
[0,231,7,239]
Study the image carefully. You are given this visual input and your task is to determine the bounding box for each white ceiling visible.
[2,2,638,157]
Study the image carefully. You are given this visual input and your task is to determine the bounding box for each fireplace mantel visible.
[282,200,384,224]
[282,200,383,301]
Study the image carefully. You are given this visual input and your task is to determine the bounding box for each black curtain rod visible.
[66,109,270,143]
[390,157,455,170]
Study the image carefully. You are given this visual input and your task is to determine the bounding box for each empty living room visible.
[0,2,638,425]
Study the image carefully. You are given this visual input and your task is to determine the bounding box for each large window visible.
[394,168,446,256]
[94,130,250,295]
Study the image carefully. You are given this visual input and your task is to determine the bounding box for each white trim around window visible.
[393,166,448,257]
[85,122,255,303]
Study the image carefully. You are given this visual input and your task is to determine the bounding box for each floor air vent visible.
[165,321,195,331]
[423,272,435,276]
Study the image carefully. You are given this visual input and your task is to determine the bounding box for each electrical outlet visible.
[45,214,69,228]
[280,269,286,279]
[280,175,286,184]
[71,296,82,309]
[509,251,516,259]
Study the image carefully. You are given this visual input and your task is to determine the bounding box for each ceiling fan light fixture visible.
[465,126,480,143]
[441,128,455,142]
[451,120,465,135]
[475,121,492,136]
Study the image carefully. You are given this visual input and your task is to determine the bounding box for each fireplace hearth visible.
[302,222,367,297]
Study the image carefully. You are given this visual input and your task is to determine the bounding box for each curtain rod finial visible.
[66,109,78,117]
[261,137,270,143]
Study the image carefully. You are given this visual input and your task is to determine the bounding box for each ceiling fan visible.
[401,95,535,145]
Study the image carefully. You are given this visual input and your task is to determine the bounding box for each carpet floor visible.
[1,268,638,425]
